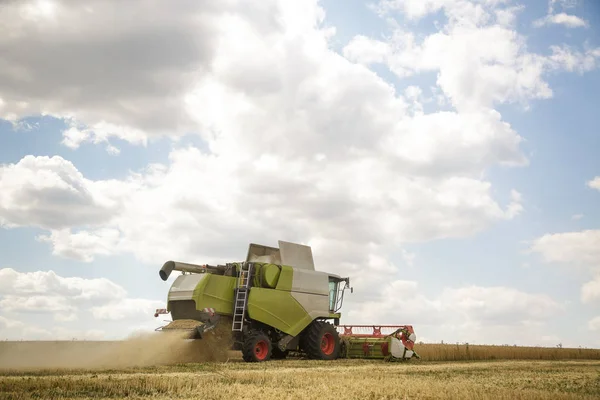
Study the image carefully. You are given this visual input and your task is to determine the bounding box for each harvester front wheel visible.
[242,330,272,362]
[302,320,340,360]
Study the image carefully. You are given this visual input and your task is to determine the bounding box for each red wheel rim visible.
[321,333,335,355]
[254,340,268,360]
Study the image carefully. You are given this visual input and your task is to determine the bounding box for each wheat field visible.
[0,336,599,399]
[414,343,600,361]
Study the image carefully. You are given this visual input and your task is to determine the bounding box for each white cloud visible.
[533,13,587,28]
[0,268,126,301]
[347,280,564,345]
[345,3,599,114]
[401,249,416,268]
[0,155,130,230]
[536,0,586,28]
[0,1,533,278]
[0,0,228,142]
[547,46,600,74]
[548,0,579,14]
[2,0,587,152]
[375,0,497,24]
[587,177,600,191]
[0,295,76,314]
[61,119,147,150]
[0,268,162,334]
[529,230,600,266]
[581,275,600,304]
[571,214,583,220]
[4,150,522,277]
[442,286,563,322]
[37,228,122,263]
[529,230,600,305]
[0,315,25,330]
[91,299,165,321]
[495,5,524,27]
[589,316,600,332]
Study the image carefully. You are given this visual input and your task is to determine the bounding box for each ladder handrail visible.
[232,262,253,332]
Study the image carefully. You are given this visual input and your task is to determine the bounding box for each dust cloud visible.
[0,321,235,371]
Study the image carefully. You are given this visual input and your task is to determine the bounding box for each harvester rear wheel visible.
[302,320,340,360]
[242,330,272,362]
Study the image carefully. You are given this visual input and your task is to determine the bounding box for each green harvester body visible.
[155,240,418,362]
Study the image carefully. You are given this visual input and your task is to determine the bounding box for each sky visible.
[0,0,599,347]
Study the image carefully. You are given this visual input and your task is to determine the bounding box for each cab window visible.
[328,280,337,311]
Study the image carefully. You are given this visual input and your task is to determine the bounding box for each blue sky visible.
[0,0,599,347]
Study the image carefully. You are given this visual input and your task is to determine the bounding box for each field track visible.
[0,339,599,399]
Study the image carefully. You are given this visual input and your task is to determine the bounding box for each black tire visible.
[301,320,340,360]
[242,330,272,362]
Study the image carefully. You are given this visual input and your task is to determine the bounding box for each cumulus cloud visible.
[37,228,122,262]
[529,230,600,305]
[91,299,164,321]
[0,0,224,141]
[347,280,564,345]
[534,0,587,29]
[2,150,522,273]
[533,13,587,28]
[0,268,126,301]
[0,3,534,280]
[589,316,600,332]
[587,177,600,191]
[346,2,599,113]
[0,315,25,330]
[375,0,493,23]
[0,155,129,230]
[529,230,600,266]
[581,275,600,304]
[0,268,161,330]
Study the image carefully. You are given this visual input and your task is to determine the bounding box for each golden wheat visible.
[1,338,599,399]
[1,359,599,399]
[414,343,600,361]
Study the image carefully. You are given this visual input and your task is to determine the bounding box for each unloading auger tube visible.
[153,240,419,362]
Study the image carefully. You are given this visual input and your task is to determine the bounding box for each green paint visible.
[247,287,313,336]
[261,264,281,288]
[192,273,237,315]
[275,265,293,291]
[342,337,392,359]
[329,313,341,319]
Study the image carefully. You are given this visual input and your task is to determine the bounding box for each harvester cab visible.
[154,240,418,362]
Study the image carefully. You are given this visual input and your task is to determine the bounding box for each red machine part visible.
[337,325,412,337]
[203,307,216,316]
[154,308,168,318]
[337,324,416,351]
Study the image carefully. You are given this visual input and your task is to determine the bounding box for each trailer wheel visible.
[302,320,340,360]
[242,330,272,362]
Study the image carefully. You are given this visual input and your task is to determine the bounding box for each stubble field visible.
[0,333,599,400]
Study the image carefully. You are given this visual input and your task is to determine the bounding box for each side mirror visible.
[350,287,354,294]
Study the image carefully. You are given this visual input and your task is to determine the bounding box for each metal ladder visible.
[232,263,253,332]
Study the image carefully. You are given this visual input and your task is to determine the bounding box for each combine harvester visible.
[154,240,419,362]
